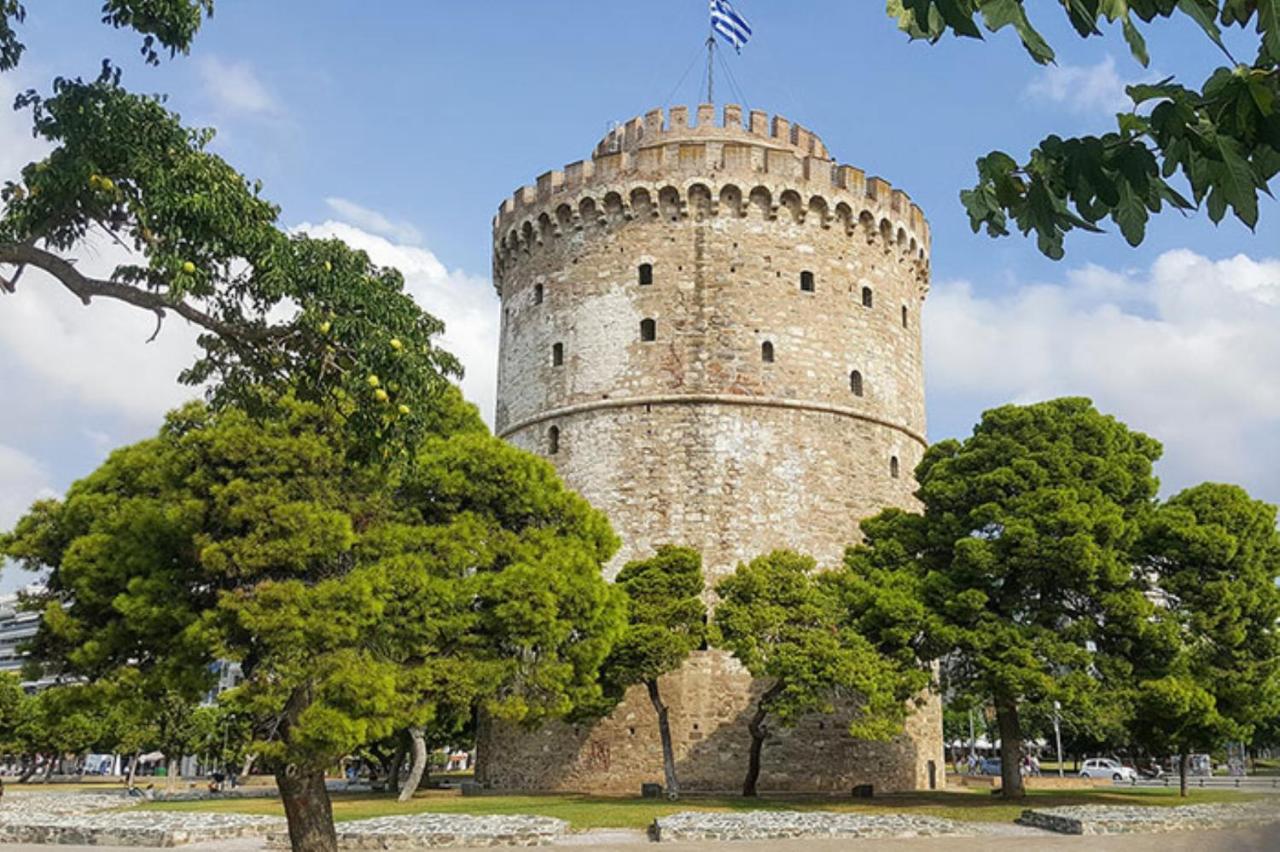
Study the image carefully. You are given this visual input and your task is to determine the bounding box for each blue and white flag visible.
[710,0,751,53]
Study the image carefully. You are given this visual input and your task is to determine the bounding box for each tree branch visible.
[0,242,292,344]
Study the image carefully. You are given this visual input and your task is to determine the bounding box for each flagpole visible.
[705,30,715,104]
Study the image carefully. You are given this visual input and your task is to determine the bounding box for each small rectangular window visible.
[639,263,653,286]
[800,271,815,292]
[552,342,564,366]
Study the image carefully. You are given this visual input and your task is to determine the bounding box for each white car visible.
[1079,758,1138,782]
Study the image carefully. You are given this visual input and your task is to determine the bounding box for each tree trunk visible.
[240,752,256,780]
[277,767,337,852]
[41,755,56,782]
[389,736,407,793]
[126,751,139,787]
[646,679,680,799]
[398,727,427,803]
[995,697,1025,799]
[742,684,782,798]
[1179,752,1188,798]
[166,756,179,791]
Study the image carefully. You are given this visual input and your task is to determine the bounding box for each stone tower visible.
[479,104,943,794]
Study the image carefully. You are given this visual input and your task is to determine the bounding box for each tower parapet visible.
[493,104,929,297]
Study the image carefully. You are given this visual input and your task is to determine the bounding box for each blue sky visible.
[2,2,1278,591]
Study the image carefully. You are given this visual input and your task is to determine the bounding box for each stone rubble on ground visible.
[0,791,284,847]
[1017,801,1280,835]
[265,814,569,849]
[650,810,962,842]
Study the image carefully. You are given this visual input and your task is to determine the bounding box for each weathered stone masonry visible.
[478,104,944,794]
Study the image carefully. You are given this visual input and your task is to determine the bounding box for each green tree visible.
[886,2,1280,257]
[0,672,28,761]
[1135,482,1280,794]
[601,545,707,799]
[845,398,1170,797]
[1,3,458,459]
[2,396,623,852]
[0,67,458,458]
[712,550,925,797]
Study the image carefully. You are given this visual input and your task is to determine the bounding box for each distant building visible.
[0,591,40,688]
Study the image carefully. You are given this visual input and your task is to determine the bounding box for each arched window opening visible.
[640,318,657,342]
[861,286,873,308]
[761,341,774,363]
[902,305,909,328]
[890,455,900,479]
[638,263,653,286]
[533,283,544,305]
[800,270,815,292]
[552,342,564,367]
[850,370,863,397]
[548,425,560,455]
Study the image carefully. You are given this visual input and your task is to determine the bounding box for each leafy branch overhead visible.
[1,1,213,71]
[0,64,460,459]
[886,1,1280,257]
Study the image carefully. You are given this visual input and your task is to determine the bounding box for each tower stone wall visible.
[478,104,944,794]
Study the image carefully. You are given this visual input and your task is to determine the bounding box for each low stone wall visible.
[650,811,961,842]
[0,812,284,847]
[0,791,283,847]
[953,775,1108,790]
[266,814,569,849]
[1017,802,1280,835]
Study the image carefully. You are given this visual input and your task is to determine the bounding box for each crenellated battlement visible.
[593,104,831,161]
[492,104,930,287]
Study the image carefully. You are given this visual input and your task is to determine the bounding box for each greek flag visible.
[710,0,751,53]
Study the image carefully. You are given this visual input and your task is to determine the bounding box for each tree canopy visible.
[1134,482,1280,792]
[1,394,624,849]
[845,397,1171,796]
[886,1,1280,257]
[713,550,927,797]
[1,65,460,459]
[602,545,707,798]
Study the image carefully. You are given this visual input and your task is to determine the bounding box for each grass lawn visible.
[140,786,1265,831]
[4,781,133,793]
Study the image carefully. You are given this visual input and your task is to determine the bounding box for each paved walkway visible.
[2,824,1278,851]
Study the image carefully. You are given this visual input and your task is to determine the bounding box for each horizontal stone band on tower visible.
[496,393,928,448]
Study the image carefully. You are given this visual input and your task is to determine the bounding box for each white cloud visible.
[293,220,500,422]
[0,233,203,424]
[197,56,279,116]
[1025,56,1144,115]
[324,198,423,245]
[0,74,48,180]
[0,444,54,534]
[925,249,1280,502]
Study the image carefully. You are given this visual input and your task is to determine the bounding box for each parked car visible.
[1079,758,1138,782]
[979,757,1002,776]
